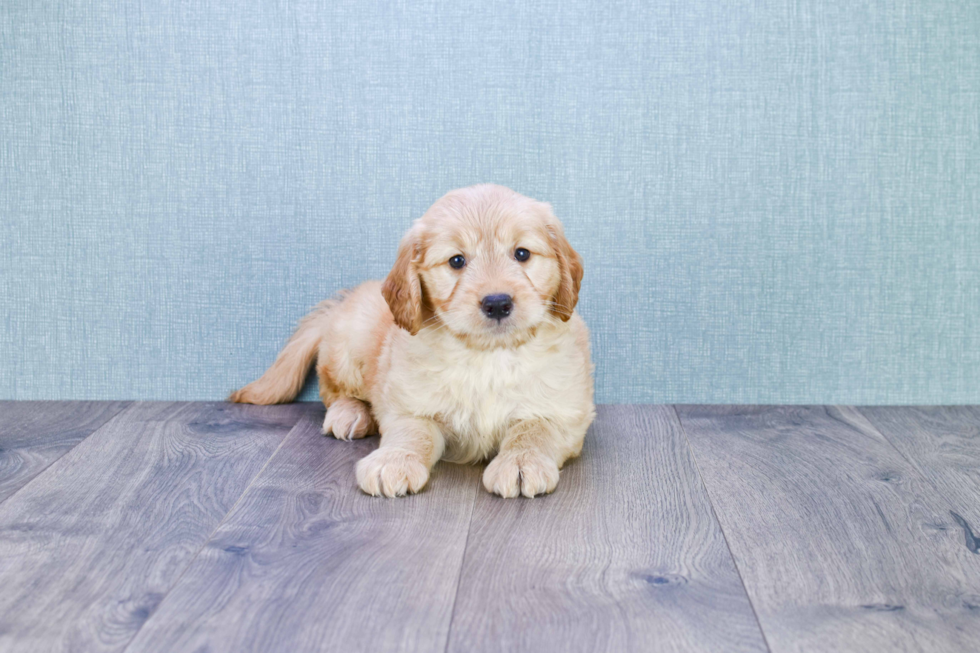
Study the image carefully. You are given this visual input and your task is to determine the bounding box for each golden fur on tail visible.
[229,299,337,404]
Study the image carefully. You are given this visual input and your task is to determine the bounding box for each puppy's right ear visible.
[382,234,423,335]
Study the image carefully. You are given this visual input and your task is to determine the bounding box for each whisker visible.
[541,300,574,317]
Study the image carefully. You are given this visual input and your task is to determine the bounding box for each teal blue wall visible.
[2,0,979,403]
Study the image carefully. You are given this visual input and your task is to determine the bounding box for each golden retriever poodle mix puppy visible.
[231,184,595,498]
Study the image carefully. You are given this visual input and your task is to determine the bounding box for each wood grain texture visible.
[0,401,305,653]
[0,401,130,503]
[858,406,980,531]
[446,405,768,653]
[676,405,980,653]
[125,409,482,653]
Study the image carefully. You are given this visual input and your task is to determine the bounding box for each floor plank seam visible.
[849,406,977,553]
[669,405,774,653]
[116,407,307,653]
[0,401,133,510]
[439,473,481,653]
[850,406,934,480]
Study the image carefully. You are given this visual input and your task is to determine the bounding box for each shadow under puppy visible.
[231,184,595,498]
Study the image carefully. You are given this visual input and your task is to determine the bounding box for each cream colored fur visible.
[231,184,595,498]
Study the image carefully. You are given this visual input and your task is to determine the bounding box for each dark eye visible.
[449,254,466,269]
[515,247,530,262]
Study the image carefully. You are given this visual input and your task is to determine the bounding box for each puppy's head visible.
[382,184,583,347]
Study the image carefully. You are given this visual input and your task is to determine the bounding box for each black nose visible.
[481,294,513,321]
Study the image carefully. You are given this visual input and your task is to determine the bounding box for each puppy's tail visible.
[229,299,338,405]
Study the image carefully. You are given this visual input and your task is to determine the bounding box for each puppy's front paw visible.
[483,452,560,498]
[322,397,376,440]
[356,448,430,497]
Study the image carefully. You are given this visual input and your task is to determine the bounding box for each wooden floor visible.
[1,403,979,652]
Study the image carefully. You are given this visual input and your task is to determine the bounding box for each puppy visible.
[231,184,595,498]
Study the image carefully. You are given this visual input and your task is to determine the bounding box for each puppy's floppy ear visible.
[382,233,423,335]
[547,220,583,322]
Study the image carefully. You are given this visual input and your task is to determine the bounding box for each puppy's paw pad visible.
[483,453,560,498]
[356,449,429,497]
[322,398,376,440]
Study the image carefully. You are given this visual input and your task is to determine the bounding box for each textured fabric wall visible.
[2,1,979,403]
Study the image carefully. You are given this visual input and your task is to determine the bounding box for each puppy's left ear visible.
[546,216,583,322]
[382,233,423,335]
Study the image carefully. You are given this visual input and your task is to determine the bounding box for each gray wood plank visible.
[859,406,980,531]
[0,401,130,503]
[446,405,769,653]
[676,405,980,653]
[124,408,481,653]
[0,401,305,653]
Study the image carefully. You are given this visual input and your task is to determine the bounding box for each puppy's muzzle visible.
[481,294,513,321]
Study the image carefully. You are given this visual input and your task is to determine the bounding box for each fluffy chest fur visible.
[379,318,591,462]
